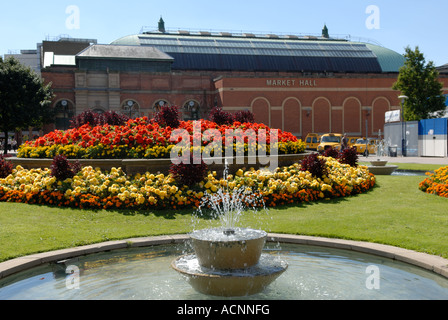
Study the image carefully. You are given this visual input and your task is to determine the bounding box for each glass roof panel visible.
[133,34,394,72]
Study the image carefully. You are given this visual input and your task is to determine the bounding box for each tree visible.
[393,46,446,121]
[0,57,54,154]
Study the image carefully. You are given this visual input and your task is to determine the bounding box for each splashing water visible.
[375,138,393,158]
[196,160,267,232]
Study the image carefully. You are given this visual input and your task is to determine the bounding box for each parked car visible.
[347,136,361,147]
[305,133,320,150]
[317,133,343,153]
[353,138,378,156]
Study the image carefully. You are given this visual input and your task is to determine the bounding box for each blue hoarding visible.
[418,118,448,136]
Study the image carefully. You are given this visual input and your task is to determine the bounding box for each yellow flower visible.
[136,194,145,205]
[148,196,157,204]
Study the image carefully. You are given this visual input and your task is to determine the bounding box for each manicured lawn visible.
[255,175,448,258]
[358,161,442,172]
[0,165,447,262]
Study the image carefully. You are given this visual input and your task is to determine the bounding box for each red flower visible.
[136,134,144,145]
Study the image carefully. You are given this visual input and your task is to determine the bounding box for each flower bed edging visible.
[8,153,312,175]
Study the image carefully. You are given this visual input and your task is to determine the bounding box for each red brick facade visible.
[215,74,403,138]
[42,68,447,140]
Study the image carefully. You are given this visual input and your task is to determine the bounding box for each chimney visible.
[158,17,166,33]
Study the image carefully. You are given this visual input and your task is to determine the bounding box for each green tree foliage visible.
[0,57,54,154]
[393,46,445,121]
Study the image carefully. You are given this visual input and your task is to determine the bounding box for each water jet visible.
[171,161,288,296]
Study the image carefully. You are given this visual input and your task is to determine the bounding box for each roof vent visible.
[267,34,279,39]
[178,30,190,35]
[220,32,232,37]
[244,33,256,38]
[200,31,211,36]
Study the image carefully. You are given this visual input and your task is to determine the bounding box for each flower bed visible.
[0,156,375,211]
[419,166,448,198]
[17,118,305,159]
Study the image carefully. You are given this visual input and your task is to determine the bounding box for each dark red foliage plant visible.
[338,147,359,167]
[234,110,255,124]
[169,154,208,187]
[70,160,83,175]
[0,155,13,178]
[51,155,76,181]
[154,105,181,128]
[209,107,234,126]
[101,111,130,126]
[323,147,339,159]
[70,110,100,128]
[71,110,129,128]
[300,153,327,179]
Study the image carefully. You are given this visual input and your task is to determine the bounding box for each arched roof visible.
[111,32,405,73]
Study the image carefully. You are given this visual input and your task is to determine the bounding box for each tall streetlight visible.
[125,100,134,118]
[61,100,68,130]
[398,95,408,157]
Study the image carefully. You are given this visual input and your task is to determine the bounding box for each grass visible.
[359,161,442,172]
[256,175,448,258]
[0,164,447,262]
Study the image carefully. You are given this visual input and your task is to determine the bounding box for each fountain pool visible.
[1,240,448,300]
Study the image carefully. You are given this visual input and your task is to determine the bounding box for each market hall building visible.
[41,21,438,140]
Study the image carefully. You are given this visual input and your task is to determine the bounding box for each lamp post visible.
[61,100,68,130]
[126,100,134,118]
[365,110,370,157]
[398,95,408,157]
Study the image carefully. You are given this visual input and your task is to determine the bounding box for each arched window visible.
[55,100,75,130]
[183,100,201,120]
[122,100,141,118]
[153,100,169,113]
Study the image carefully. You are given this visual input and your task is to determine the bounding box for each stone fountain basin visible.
[367,160,398,175]
[171,254,288,297]
[368,164,399,175]
[189,228,267,270]
[370,160,389,167]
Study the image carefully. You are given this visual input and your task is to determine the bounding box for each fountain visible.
[171,228,287,297]
[4,155,448,300]
[2,159,448,299]
[367,139,398,175]
[171,161,288,297]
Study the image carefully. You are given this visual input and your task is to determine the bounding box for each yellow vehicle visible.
[317,133,343,153]
[305,133,320,150]
[347,136,361,147]
[354,138,378,156]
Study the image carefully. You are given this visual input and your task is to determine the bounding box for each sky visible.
[1,0,447,66]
